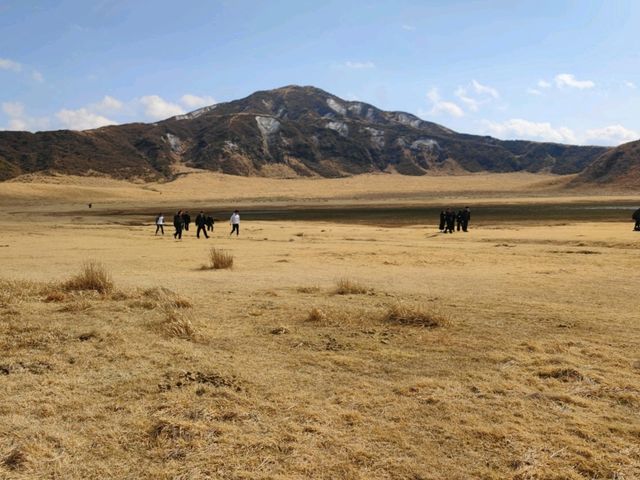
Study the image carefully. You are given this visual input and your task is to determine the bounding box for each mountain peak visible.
[0,85,609,181]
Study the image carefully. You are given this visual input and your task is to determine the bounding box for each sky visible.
[1,0,639,146]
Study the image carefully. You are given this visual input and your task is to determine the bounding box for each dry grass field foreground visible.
[1,204,640,479]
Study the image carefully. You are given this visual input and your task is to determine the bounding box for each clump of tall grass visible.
[306,307,327,323]
[334,278,369,295]
[162,308,196,340]
[204,248,234,270]
[63,261,113,294]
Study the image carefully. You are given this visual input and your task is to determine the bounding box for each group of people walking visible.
[439,207,471,234]
[154,210,241,239]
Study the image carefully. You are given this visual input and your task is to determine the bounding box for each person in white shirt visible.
[155,213,165,236]
[230,210,240,236]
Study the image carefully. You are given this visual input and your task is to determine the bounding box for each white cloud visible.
[426,88,464,117]
[2,101,49,131]
[625,81,636,89]
[554,73,595,89]
[584,125,638,145]
[8,118,28,130]
[344,61,375,69]
[95,95,124,112]
[56,108,115,130]
[0,58,21,72]
[2,101,25,118]
[180,94,216,109]
[537,79,552,88]
[471,79,499,99]
[454,87,479,111]
[483,118,577,144]
[453,80,499,112]
[527,88,543,96]
[139,95,185,120]
[31,70,44,82]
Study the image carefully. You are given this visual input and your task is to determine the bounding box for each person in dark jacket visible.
[206,215,214,231]
[461,206,471,232]
[195,211,209,239]
[633,208,640,231]
[181,211,191,231]
[444,208,456,234]
[456,210,463,231]
[173,210,184,239]
[439,210,446,232]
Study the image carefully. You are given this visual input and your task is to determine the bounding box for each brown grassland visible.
[0,171,639,479]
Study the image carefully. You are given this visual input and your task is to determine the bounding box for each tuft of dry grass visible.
[58,300,92,312]
[382,303,449,328]
[306,307,327,323]
[43,290,67,303]
[142,287,192,309]
[334,278,369,295]
[204,248,234,270]
[162,308,196,340]
[63,261,114,294]
[296,286,321,294]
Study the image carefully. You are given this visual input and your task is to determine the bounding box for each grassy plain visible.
[0,172,639,479]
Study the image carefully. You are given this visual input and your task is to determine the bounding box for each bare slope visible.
[0,86,607,181]
[572,139,640,188]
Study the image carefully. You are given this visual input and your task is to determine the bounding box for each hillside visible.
[572,139,640,187]
[0,85,608,181]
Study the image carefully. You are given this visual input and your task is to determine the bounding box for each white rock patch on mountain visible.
[256,116,281,137]
[326,98,347,115]
[326,121,349,137]
[411,139,440,150]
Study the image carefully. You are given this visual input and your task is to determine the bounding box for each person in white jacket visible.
[155,213,165,236]
[230,210,240,236]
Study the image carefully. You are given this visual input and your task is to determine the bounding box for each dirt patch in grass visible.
[382,303,449,328]
[538,368,584,382]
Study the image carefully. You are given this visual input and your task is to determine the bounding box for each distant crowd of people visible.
[154,210,241,239]
[150,205,640,238]
[439,207,471,233]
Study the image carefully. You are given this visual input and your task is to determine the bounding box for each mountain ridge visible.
[0,85,610,182]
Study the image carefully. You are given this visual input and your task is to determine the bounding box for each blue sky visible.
[1,0,639,146]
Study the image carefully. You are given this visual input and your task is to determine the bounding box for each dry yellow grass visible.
[382,302,448,328]
[334,277,369,295]
[0,175,639,478]
[205,247,234,270]
[62,261,114,294]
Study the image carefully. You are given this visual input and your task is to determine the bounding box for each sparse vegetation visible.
[205,248,234,270]
[334,277,369,295]
[63,261,114,294]
[306,307,327,322]
[382,303,448,328]
[162,308,196,340]
[296,285,321,294]
[58,300,92,312]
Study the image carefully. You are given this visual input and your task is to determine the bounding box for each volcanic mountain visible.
[571,139,640,188]
[0,85,609,181]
